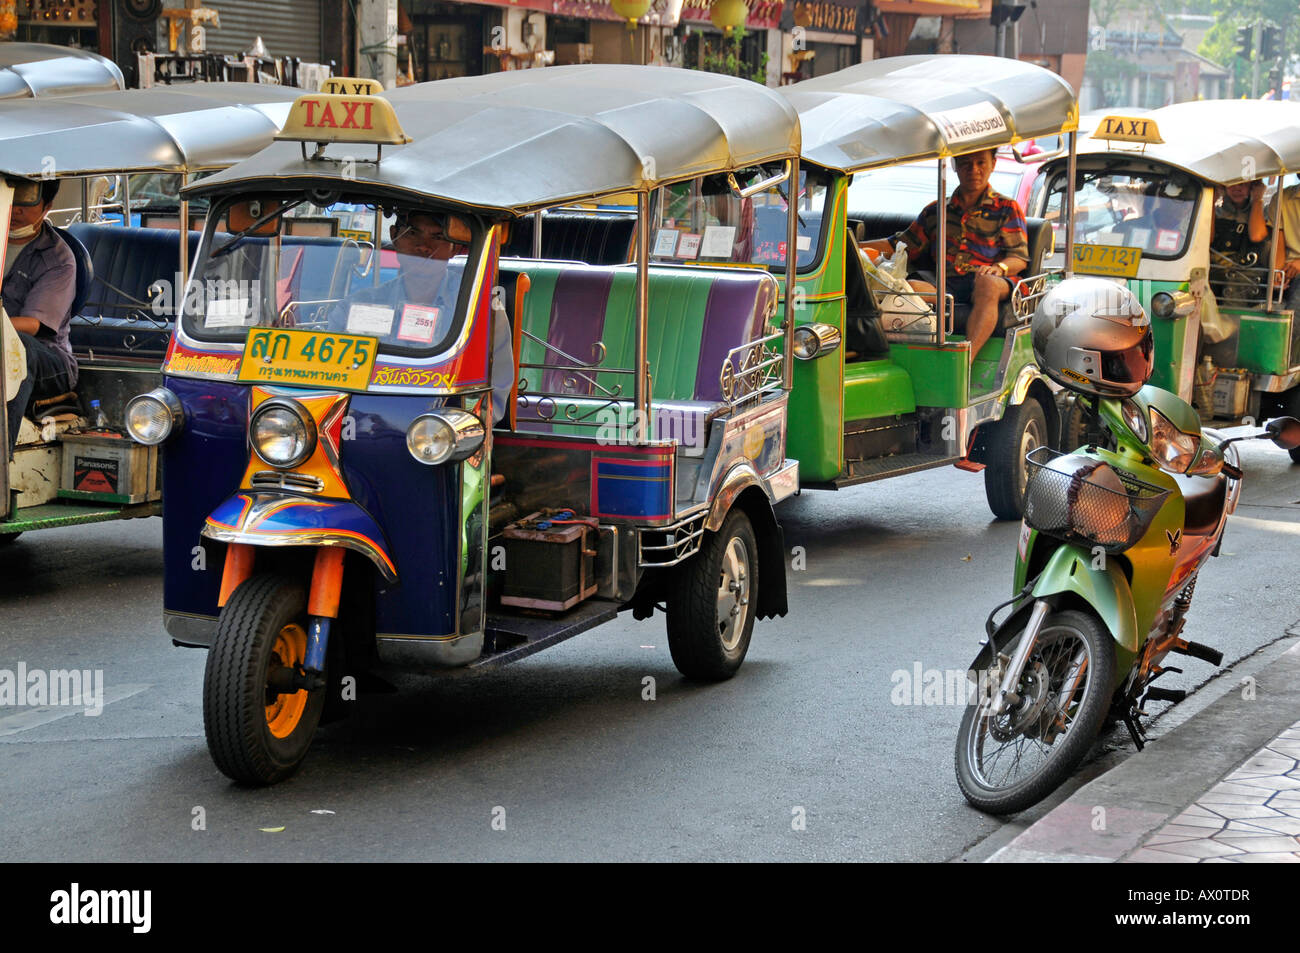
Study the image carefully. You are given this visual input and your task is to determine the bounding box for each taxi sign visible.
[275,93,411,147]
[1073,243,1142,279]
[320,76,383,95]
[238,328,379,392]
[1092,115,1163,145]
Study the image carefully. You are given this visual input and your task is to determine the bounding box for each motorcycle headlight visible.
[124,387,184,445]
[1149,407,1200,474]
[792,324,841,361]
[250,399,316,469]
[407,409,484,466]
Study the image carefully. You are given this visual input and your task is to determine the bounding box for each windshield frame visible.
[179,192,489,363]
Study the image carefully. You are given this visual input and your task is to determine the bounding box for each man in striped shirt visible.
[867,149,1030,362]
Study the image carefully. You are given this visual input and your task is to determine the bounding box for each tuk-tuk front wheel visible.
[666,509,757,681]
[203,574,325,785]
[984,398,1047,521]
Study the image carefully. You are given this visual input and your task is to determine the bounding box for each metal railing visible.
[638,512,707,567]
[719,330,784,411]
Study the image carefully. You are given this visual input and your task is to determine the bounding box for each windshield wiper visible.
[209,199,308,259]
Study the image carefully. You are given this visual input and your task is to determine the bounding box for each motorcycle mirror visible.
[1265,416,1300,451]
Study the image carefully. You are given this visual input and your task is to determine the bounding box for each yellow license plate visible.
[1073,243,1142,278]
[238,328,378,391]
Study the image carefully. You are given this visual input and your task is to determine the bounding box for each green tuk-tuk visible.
[1034,101,1300,456]
[775,56,1080,517]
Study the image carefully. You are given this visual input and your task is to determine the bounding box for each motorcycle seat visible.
[1173,472,1228,537]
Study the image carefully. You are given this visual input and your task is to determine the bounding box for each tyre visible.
[1289,446,1300,465]
[984,397,1048,521]
[203,574,325,785]
[666,509,757,681]
[955,609,1115,815]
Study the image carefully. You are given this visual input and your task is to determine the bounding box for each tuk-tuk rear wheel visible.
[203,574,325,785]
[666,509,757,682]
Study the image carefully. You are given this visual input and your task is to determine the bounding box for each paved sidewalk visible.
[987,637,1300,863]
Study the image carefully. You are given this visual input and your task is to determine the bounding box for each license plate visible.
[1073,243,1142,278]
[238,328,378,391]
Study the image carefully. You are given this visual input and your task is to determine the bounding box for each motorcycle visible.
[953,278,1300,815]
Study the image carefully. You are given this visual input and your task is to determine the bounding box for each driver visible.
[334,208,514,424]
[4,179,78,453]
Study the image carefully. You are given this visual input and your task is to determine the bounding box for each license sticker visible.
[653,228,680,257]
[796,234,812,251]
[1127,227,1151,249]
[347,304,394,336]
[206,297,249,328]
[1155,229,1181,252]
[1018,520,1032,561]
[700,225,736,258]
[397,304,440,344]
[677,232,702,258]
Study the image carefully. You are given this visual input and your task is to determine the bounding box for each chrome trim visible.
[250,397,318,470]
[792,322,843,360]
[1151,290,1195,319]
[638,513,708,568]
[1252,368,1300,393]
[728,161,791,199]
[706,463,765,533]
[766,459,799,503]
[200,526,399,583]
[406,408,486,465]
[376,631,485,669]
[164,612,217,648]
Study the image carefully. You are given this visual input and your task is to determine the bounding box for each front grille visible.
[250,470,325,493]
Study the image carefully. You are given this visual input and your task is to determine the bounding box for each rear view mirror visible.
[1266,416,1300,450]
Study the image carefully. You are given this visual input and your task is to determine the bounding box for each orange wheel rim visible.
[265,623,309,738]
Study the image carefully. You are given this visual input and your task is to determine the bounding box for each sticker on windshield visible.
[1127,228,1151,249]
[796,235,812,251]
[700,225,736,258]
[397,304,441,344]
[347,304,394,336]
[677,233,701,259]
[206,297,249,328]
[1156,229,1180,253]
[653,229,680,257]
[930,102,1008,146]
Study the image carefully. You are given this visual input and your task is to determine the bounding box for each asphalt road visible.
[1,438,1297,862]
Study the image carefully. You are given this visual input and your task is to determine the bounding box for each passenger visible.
[334,208,514,423]
[864,148,1029,363]
[4,179,78,454]
[1270,176,1300,313]
[1211,181,1271,305]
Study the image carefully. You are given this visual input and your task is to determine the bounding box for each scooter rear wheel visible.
[955,609,1114,815]
[203,574,325,785]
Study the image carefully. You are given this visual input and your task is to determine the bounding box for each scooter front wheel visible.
[203,574,325,785]
[955,609,1114,815]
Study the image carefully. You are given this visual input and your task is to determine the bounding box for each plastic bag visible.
[2,305,28,403]
[859,244,931,319]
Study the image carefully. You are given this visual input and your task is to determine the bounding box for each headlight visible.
[1150,291,1195,319]
[250,399,316,469]
[124,387,184,445]
[1120,400,1148,442]
[792,323,842,361]
[1149,407,1200,474]
[407,409,484,466]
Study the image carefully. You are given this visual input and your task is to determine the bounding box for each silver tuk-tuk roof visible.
[1075,100,1300,185]
[0,84,303,179]
[188,66,802,214]
[783,55,1078,173]
[0,42,125,100]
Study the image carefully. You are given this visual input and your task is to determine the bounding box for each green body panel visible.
[1128,278,1189,394]
[0,500,160,534]
[786,297,845,481]
[1235,311,1295,374]
[843,359,915,420]
[887,341,969,408]
[1028,542,1141,668]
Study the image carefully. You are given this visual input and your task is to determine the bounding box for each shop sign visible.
[789,1,858,34]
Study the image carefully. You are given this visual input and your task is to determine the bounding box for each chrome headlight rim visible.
[1150,290,1196,320]
[124,387,184,446]
[792,323,843,361]
[249,397,317,470]
[1120,399,1149,443]
[406,408,485,466]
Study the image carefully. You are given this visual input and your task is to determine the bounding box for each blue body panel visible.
[162,380,462,638]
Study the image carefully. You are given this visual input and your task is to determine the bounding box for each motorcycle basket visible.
[1022,447,1170,554]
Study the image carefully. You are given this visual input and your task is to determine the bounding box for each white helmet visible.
[1031,277,1153,398]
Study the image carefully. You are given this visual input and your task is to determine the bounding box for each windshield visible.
[652,167,830,270]
[847,162,1023,216]
[182,195,478,356]
[1044,167,1199,260]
